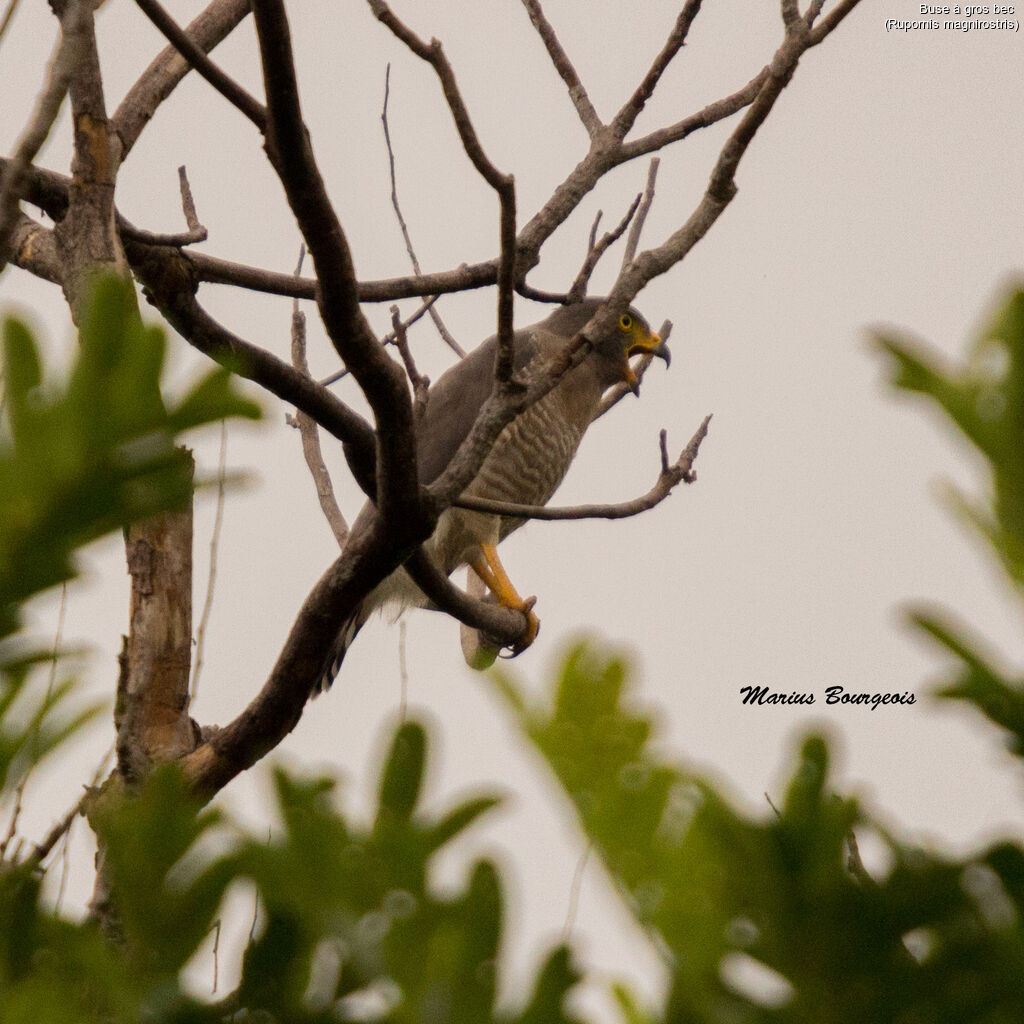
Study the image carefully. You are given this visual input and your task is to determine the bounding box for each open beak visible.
[628,331,671,367]
[623,331,671,394]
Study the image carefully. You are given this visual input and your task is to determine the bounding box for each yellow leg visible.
[469,542,540,652]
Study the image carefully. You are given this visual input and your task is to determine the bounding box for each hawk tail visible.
[313,603,367,696]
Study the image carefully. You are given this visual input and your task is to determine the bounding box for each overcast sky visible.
[3,0,1024,1014]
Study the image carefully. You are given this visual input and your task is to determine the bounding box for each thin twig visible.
[133,0,267,129]
[390,305,429,418]
[0,0,21,46]
[807,0,861,44]
[621,158,659,268]
[398,618,408,724]
[0,581,67,860]
[381,65,464,358]
[114,0,253,161]
[568,193,641,302]
[28,742,114,869]
[115,166,208,247]
[53,822,73,913]
[516,282,570,304]
[453,415,710,521]
[562,840,592,940]
[368,2,517,386]
[212,918,221,993]
[611,0,704,140]
[191,419,228,700]
[0,0,89,269]
[289,247,350,547]
[520,0,602,136]
[319,296,441,387]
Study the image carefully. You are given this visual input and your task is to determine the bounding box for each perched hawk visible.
[319,297,669,689]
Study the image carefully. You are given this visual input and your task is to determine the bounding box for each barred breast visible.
[430,376,599,573]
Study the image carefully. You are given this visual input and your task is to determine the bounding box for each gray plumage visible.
[316,298,667,691]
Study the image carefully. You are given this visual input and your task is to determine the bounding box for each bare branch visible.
[27,744,113,870]
[618,67,769,163]
[251,0,421,528]
[611,0,704,140]
[381,64,464,357]
[520,0,603,137]
[319,296,442,388]
[390,304,430,418]
[516,281,571,304]
[191,420,228,700]
[567,194,641,303]
[179,513,423,799]
[118,166,207,247]
[114,0,252,159]
[621,158,659,268]
[453,415,710,522]
[0,0,88,271]
[132,0,267,130]
[190,248,500,302]
[781,0,802,28]
[127,239,378,491]
[804,0,827,27]
[369,1,517,385]
[178,164,203,233]
[807,0,861,43]
[290,250,350,547]
[3,212,62,284]
[0,0,21,46]
[405,549,534,649]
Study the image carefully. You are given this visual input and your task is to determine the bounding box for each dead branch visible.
[319,296,441,387]
[369,1,517,387]
[381,64,464,358]
[289,248,350,547]
[390,304,430,417]
[126,240,378,489]
[567,194,641,303]
[132,0,266,130]
[117,166,208,247]
[453,416,710,522]
[610,0,703,140]
[0,0,88,272]
[191,420,227,701]
[4,212,62,283]
[114,0,252,160]
[621,158,659,269]
[0,0,21,45]
[252,0,422,531]
[405,549,534,648]
[520,0,602,137]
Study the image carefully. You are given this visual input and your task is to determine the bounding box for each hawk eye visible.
[619,313,633,330]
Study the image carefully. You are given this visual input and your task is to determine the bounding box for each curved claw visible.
[508,597,540,656]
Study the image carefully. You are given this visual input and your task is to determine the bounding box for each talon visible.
[509,601,539,655]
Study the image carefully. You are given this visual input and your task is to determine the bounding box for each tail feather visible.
[313,603,366,696]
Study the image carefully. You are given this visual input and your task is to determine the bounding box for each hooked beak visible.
[628,331,671,368]
[623,331,671,394]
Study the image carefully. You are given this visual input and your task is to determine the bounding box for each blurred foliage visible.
[876,285,1024,753]
[5,280,1024,1023]
[0,275,259,638]
[0,274,258,841]
[495,646,1024,1023]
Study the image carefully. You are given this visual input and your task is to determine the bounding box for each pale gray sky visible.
[3,0,1024,1014]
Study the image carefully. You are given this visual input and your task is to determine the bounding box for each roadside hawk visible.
[318,297,669,690]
